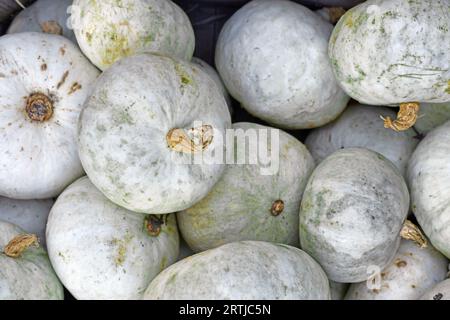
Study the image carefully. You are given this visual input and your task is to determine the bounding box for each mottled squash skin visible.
[46,177,179,300]
[408,121,450,259]
[215,0,349,129]
[78,53,231,214]
[0,221,63,300]
[144,241,331,300]
[414,102,450,135]
[345,239,448,300]
[71,0,195,70]
[305,104,419,176]
[300,148,409,283]
[178,122,315,252]
[421,279,450,300]
[329,0,450,105]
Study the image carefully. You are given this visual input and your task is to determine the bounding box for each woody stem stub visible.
[26,92,53,122]
[4,234,39,258]
[167,124,214,154]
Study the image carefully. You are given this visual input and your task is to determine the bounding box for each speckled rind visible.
[0,32,100,199]
[305,103,419,176]
[143,241,330,300]
[7,0,76,43]
[178,122,315,252]
[71,0,195,71]
[414,102,450,134]
[300,148,410,283]
[0,221,63,300]
[407,121,450,259]
[420,279,450,300]
[215,0,349,129]
[329,0,450,105]
[78,53,231,214]
[46,176,179,300]
[345,239,448,300]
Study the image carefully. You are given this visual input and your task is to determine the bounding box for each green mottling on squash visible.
[344,11,354,28]
[100,25,133,67]
[159,256,168,271]
[167,273,177,284]
[446,80,450,94]
[174,64,192,86]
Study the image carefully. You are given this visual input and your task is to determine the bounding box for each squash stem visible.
[380,102,420,132]
[400,220,427,248]
[4,234,39,258]
[167,124,214,154]
[25,92,54,122]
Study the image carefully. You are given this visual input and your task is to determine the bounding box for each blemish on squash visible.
[59,47,66,56]
[56,71,69,89]
[100,26,132,67]
[41,63,47,71]
[68,82,82,95]
[394,259,407,268]
[174,64,192,86]
[85,32,93,44]
[40,21,63,35]
[445,80,450,94]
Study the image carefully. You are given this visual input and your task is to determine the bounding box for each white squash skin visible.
[345,239,448,300]
[300,148,410,283]
[78,53,231,214]
[330,281,349,300]
[414,102,450,135]
[7,0,76,43]
[0,221,63,300]
[421,279,450,300]
[407,121,450,259]
[71,0,195,71]
[305,104,419,176]
[0,197,53,247]
[144,241,331,300]
[46,176,179,300]
[0,32,99,199]
[329,0,450,105]
[215,0,349,129]
[178,122,315,252]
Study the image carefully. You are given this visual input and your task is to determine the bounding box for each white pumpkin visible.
[144,241,331,300]
[0,220,63,300]
[215,0,349,129]
[191,57,232,114]
[300,148,410,283]
[0,32,99,200]
[71,0,195,71]
[345,239,448,300]
[407,121,450,259]
[330,281,349,300]
[414,102,450,135]
[421,279,450,300]
[46,176,179,300]
[178,122,315,252]
[305,103,419,176]
[0,197,53,247]
[329,0,450,130]
[8,0,76,42]
[78,53,231,214]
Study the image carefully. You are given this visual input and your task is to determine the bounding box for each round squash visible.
[300,148,410,283]
[0,220,63,300]
[0,32,99,199]
[0,197,53,247]
[305,103,419,176]
[46,176,179,300]
[178,122,315,252]
[8,0,76,42]
[71,0,195,71]
[78,53,231,214]
[407,121,450,258]
[421,279,450,300]
[215,0,349,129]
[345,238,448,300]
[329,0,450,131]
[414,102,450,135]
[143,241,330,300]
[191,57,232,114]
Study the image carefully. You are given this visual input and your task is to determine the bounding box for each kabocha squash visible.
[305,103,419,176]
[414,102,450,135]
[329,0,450,131]
[46,177,179,300]
[78,53,231,214]
[421,279,450,300]
[8,0,76,42]
[345,238,448,300]
[191,57,232,114]
[0,220,63,300]
[71,0,195,71]
[143,241,331,300]
[178,122,315,252]
[408,121,450,259]
[0,32,99,199]
[215,0,349,129]
[300,148,410,283]
[0,197,53,247]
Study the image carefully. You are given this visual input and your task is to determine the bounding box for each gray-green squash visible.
[414,102,450,135]
[421,279,450,300]
[300,148,410,283]
[143,241,331,300]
